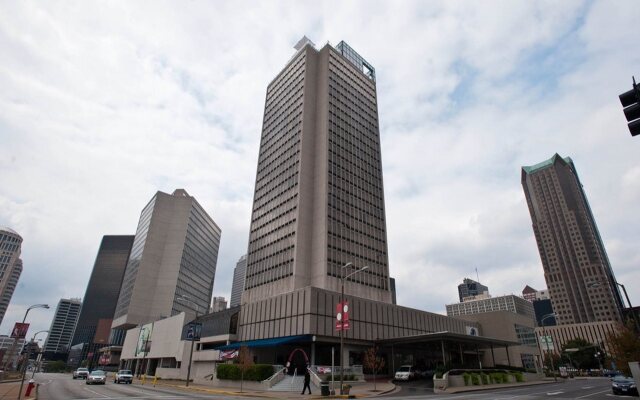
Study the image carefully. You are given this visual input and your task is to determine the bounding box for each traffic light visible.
[619,76,640,136]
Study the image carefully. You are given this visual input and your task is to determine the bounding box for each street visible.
[382,377,637,399]
[34,373,246,400]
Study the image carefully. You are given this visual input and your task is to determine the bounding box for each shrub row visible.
[462,371,524,385]
[216,364,274,381]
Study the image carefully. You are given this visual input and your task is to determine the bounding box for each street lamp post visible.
[339,263,368,395]
[541,313,557,382]
[177,295,201,387]
[19,330,49,399]
[4,304,49,371]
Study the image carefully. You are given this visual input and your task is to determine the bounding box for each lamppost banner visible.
[336,301,350,331]
[11,322,29,338]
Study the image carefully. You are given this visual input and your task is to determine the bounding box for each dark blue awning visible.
[215,335,312,350]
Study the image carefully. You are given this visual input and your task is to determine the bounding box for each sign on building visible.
[135,323,153,357]
[539,335,554,350]
[185,322,202,341]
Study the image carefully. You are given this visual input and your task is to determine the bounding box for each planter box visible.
[449,375,465,387]
[433,377,448,393]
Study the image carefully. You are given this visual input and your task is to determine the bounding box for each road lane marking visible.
[546,391,564,395]
[576,388,616,398]
[84,386,110,397]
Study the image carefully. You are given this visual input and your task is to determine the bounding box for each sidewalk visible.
[0,380,37,400]
[148,378,396,399]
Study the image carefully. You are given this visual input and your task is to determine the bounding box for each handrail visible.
[262,366,286,384]
[308,367,323,387]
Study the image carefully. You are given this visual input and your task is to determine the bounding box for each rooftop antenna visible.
[475,268,480,283]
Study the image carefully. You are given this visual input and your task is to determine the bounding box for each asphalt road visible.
[383,377,638,399]
[33,373,246,400]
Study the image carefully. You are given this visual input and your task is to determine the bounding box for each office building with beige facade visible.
[0,227,23,327]
[118,39,538,382]
[112,189,221,330]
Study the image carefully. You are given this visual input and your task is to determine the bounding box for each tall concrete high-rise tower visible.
[243,38,392,304]
[0,228,23,326]
[43,298,82,355]
[112,189,221,330]
[522,154,623,325]
[229,254,247,307]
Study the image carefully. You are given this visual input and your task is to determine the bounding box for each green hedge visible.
[216,364,274,381]
[512,372,524,382]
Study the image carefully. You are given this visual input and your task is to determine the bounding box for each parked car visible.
[394,365,417,381]
[114,369,133,384]
[72,368,89,380]
[611,375,638,396]
[86,370,106,385]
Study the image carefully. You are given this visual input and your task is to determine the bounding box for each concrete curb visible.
[147,380,394,399]
[445,379,558,394]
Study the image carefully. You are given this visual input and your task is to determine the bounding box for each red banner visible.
[11,322,29,339]
[336,301,350,331]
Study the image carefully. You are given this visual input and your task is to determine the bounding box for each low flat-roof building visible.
[446,294,535,321]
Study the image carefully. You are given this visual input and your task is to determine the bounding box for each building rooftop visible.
[522,153,574,175]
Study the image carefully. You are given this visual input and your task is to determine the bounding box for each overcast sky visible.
[1,1,639,342]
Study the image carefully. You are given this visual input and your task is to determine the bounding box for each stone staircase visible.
[269,375,316,392]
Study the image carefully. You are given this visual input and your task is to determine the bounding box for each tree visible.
[44,360,66,373]
[560,338,600,370]
[609,321,640,376]
[236,346,253,393]
[363,346,385,391]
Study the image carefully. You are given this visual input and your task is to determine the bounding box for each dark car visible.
[612,375,638,396]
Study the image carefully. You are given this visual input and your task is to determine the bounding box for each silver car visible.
[86,370,106,385]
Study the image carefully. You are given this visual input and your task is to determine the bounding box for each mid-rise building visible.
[458,278,489,302]
[446,294,535,320]
[522,285,550,302]
[0,228,23,326]
[522,154,623,325]
[43,298,82,357]
[0,335,25,367]
[243,37,392,305]
[522,285,537,302]
[229,255,247,307]
[211,296,227,313]
[69,235,134,367]
[112,189,221,330]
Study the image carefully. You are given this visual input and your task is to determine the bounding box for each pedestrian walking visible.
[301,367,311,395]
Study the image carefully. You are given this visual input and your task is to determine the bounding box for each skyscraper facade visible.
[229,254,247,307]
[243,38,391,305]
[0,228,23,326]
[522,154,623,325]
[69,235,134,367]
[112,189,221,329]
[458,278,489,302]
[43,298,81,355]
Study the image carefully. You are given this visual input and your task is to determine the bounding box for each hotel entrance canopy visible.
[377,331,518,348]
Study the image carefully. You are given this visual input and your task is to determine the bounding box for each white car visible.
[72,368,89,379]
[394,365,416,381]
[114,369,133,384]
[86,370,106,385]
